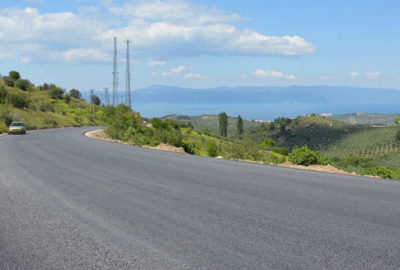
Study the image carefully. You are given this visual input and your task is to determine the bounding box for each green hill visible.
[161,114,263,137]
[0,77,103,133]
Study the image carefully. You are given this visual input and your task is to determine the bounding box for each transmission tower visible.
[125,40,132,108]
[112,36,119,106]
[102,87,110,106]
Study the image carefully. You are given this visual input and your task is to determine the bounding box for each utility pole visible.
[102,87,110,105]
[112,36,119,106]
[90,89,95,119]
[125,40,132,109]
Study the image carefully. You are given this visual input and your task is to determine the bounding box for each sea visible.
[131,103,400,121]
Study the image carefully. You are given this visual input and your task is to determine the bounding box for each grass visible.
[0,78,103,133]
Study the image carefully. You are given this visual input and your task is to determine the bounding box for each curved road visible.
[1,127,400,269]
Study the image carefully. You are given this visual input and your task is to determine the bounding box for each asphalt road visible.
[1,127,400,269]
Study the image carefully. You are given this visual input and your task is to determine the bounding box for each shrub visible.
[346,156,360,165]
[153,129,182,147]
[48,88,65,99]
[0,86,7,104]
[15,79,30,91]
[1,110,13,126]
[6,93,29,109]
[49,119,57,128]
[288,145,331,166]
[207,140,218,157]
[64,94,71,104]
[39,102,55,112]
[365,166,394,179]
[182,141,196,154]
[273,147,289,156]
[122,126,159,146]
[3,76,14,87]
[69,89,82,100]
[261,137,275,148]
[151,118,171,131]
[200,128,211,136]
[289,145,318,166]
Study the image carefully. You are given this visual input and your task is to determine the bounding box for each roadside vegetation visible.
[0,71,104,134]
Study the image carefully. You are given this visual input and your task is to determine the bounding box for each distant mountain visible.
[131,85,400,104]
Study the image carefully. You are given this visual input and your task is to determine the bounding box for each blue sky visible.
[0,0,399,93]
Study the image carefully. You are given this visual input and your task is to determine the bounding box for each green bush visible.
[288,145,330,166]
[122,126,159,146]
[182,141,196,154]
[273,147,289,156]
[1,110,13,126]
[207,140,218,157]
[261,137,275,148]
[364,166,394,179]
[15,79,30,91]
[6,93,29,109]
[289,145,318,166]
[0,86,7,104]
[3,76,14,87]
[64,94,71,104]
[39,102,55,112]
[153,129,182,147]
[346,156,360,165]
[151,118,171,131]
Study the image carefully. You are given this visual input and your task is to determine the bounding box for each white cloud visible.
[57,48,111,63]
[285,75,297,80]
[148,60,167,66]
[184,73,209,79]
[254,69,296,79]
[349,72,360,77]
[366,72,380,79]
[20,56,32,63]
[162,65,185,76]
[78,6,100,13]
[0,1,316,64]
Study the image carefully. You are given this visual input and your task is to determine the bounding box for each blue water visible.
[132,103,400,121]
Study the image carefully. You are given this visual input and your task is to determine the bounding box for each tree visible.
[48,87,65,99]
[219,111,228,137]
[15,79,30,91]
[91,94,101,106]
[9,71,20,81]
[237,115,244,138]
[69,88,82,100]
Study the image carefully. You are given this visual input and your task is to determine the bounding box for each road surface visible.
[1,127,399,269]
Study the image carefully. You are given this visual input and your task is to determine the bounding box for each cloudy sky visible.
[0,0,399,92]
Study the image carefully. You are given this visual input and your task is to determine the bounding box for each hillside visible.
[0,77,103,133]
[161,114,262,137]
[170,113,400,173]
[317,112,400,126]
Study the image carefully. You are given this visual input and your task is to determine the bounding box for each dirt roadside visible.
[85,129,186,154]
[85,129,378,178]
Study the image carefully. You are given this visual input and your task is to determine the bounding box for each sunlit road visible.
[1,127,400,269]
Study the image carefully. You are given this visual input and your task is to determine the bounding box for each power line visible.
[2,21,61,86]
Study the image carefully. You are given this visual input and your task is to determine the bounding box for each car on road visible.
[8,122,26,135]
